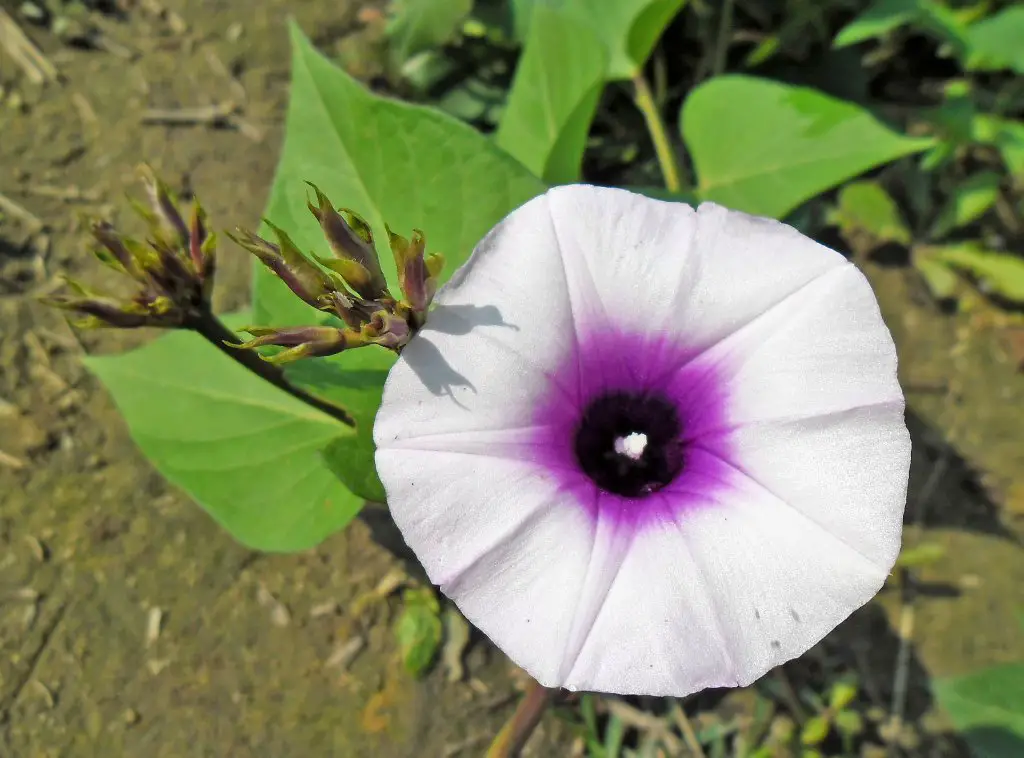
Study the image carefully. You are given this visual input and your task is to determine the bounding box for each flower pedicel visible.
[374,185,911,697]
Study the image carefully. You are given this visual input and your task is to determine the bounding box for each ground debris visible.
[145,606,162,647]
[442,606,470,683]
[256,583,291,627]
[325,635,365,671]
[0,7,60,85]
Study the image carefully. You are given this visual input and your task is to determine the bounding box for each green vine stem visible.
[632,72,685,194]
[188,310,356,427]
[485,679,559,758]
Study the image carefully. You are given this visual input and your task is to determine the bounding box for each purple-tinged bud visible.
[229,325,371,364]
[138,164,189,248]
[306,184,388,300]
[229,224,333,309]
[388,227,444,315]
[91,220,142,278]
[188,203,214,277]
[41,279,182,329]
[367,309,412,350]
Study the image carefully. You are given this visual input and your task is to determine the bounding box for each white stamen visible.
[614,432,648,461]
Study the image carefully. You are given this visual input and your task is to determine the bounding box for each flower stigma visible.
[573,391,685,498]
[614,432,647,461]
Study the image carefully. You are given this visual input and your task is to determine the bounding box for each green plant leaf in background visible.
[962,6,1024,74]
[395,587,444,677]
[681,75,934,219]
[253,22,546,490]
[496,4,608,183]
[832,0,970,54]
[510,0,686,79]
[386,0,474,71]
[256,22,546,328]
[828,180,911,246]
[832,0,920,48]
[929,243,1024,303]
[934,662,1024,758]
[914,255,961,300]
[85,315,363,552]
[973,117,1024,177]
[928,170,1002,239]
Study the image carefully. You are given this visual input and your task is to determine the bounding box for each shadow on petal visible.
[427,303,520,336]
[402,334,476,404]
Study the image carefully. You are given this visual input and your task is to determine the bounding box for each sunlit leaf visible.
[509,0,687,79]
[934,662,1024,758]
[256,22,545,328]
[252,23,546,492]
[85,314,363,552]
[681,76,933,219]
[929,171,1002,239]
[829,180,911,245]
[496,4,608,183]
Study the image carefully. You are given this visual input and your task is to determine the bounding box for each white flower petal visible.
[374,185,910,698]
[373,447,594,686]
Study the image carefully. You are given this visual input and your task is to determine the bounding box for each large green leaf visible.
[496,4,608,183]
[85,315,363,552]
[509,0,686,79]
[934,662,1024,758]
[255,22,546,328]
[681,75,934,219]
[252,23,545,503]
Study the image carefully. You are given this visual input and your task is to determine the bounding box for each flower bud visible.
[306,184,388,300]
[229,223,334,309]
[388,227,444,315]
[230,325,373,364]
[41,279,182,329]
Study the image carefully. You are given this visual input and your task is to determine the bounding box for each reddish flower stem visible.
[485,679,558,758]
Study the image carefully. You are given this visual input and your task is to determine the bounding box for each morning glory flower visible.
[373,185,910,697]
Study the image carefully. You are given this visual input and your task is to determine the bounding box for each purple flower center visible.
[573,391,684,497]
[532,327,735,532]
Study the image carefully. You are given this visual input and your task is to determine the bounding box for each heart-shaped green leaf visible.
[682,75,934,219]
[251,23,545,506]
[86,314,363,552]
[254,22,546,328]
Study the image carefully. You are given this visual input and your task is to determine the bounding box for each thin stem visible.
[485,679,558,758]
[712,0,736,77]
[632,73,684,193]
[188,309,355,427]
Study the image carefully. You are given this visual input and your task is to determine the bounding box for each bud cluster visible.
[43,166,216,329]
[227,183,443,364]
